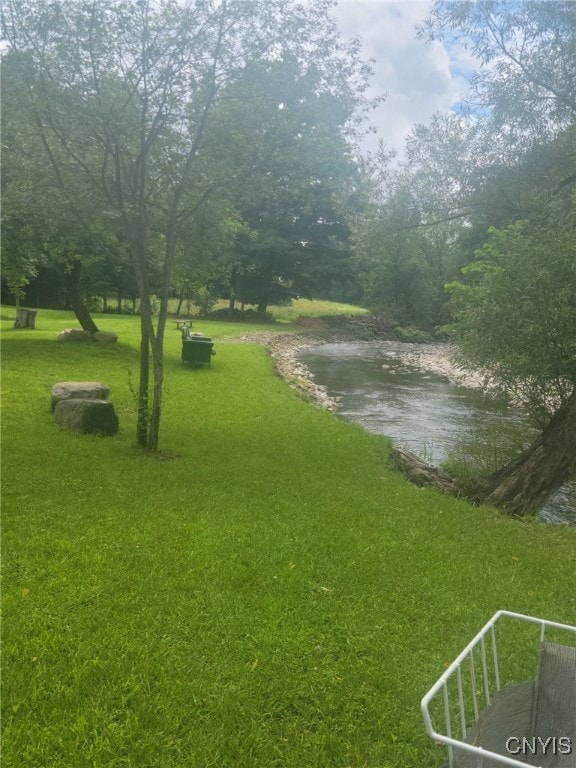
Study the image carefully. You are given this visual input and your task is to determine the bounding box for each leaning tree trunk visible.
[65,260,100,334]
[477,389,576,516]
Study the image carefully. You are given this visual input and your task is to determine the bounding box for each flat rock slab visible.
[54,398,119,436]
[57,328,93,341]
[93,331,118,344]
[51,381,110,412]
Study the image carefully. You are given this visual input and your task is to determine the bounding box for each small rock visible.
[51,381,110,412]
[93,331,118,344]
[57,328,93,342]
[54,398,119,436]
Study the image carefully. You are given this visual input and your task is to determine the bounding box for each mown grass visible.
[2,306,575,768]
[264,298,369,323]
[168,297,370,322]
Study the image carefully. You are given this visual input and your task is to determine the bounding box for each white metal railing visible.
[421,610,576,768]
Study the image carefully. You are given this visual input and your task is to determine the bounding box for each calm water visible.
[299,342,576,526]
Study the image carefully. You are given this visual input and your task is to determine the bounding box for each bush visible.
[86,296,104,312]
[394,326,433,344]
[190,287,218,315]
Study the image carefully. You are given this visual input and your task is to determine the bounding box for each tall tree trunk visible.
[147,229,177,452]
[130,226,153,448]
[65,260,100,334]
[149,268,167,453]
[257,260,274,315]
[478,389,576,515]
[149,343,164,453]
[228,264,237,315]
[136,313,150,448]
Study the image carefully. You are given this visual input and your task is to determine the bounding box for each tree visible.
[3,0,374,450]
[419,1,576,148]
[350,156,465,329]
[413,2,576,514]
[2,48,134,331]
[1,216,42,310]
[172,197,243,315]
[205,56,363,314]
[446,192,576,513]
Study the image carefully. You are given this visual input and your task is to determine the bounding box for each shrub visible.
[394,326,433,344]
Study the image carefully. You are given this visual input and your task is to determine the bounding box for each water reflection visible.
[299,342,575,526]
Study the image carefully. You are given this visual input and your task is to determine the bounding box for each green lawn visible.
[2,307,575,768]
[262,298,369,322]
[168,297,370,322]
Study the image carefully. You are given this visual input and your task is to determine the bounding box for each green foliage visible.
[446,205,576,420]
[357,3,576,346]
[189,286,218,316]
[393,326,434,344]
[206,55,364,313]
[419,1,576,142]
[351,161,465,330]
[2,308,576,767]
[442,416,540,496]
[0,221,41,305]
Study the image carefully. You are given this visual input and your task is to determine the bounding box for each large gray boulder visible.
[54,398,119,436]
[51,381,110,412]
[57,328,93,342]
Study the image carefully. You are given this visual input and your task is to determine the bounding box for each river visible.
[298,341,575,526]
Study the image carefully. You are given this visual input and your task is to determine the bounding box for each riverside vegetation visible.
[2,305,575,768]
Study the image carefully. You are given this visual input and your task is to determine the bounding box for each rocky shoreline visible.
[226,330,489,411]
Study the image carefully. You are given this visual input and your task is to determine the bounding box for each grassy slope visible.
[2,307,575,768]
[167,297,369,322]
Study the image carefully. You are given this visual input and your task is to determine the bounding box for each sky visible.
[328,0,478,158]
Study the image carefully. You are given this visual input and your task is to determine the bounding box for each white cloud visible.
[329,0,477,157]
